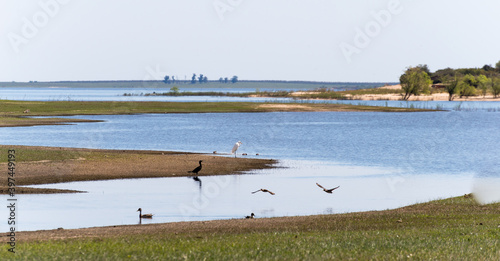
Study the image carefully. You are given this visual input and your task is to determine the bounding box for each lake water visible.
[1,87,500,111]
[1,110,499,232]
[1,87,499,231]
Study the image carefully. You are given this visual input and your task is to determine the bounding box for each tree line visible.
[163,74,238,84]
[400,61,500,101]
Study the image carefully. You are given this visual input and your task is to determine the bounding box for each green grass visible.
[4,196,500,260]
[0,100,431,118]
[0,146,84,163]
[339,88,404,96]
[134,89,349,99]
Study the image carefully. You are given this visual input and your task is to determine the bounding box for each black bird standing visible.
[188,160,203,175]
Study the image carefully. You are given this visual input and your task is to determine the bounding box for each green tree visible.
[491,77,500,98]
[431,67,456,84]
[170,86,180,95]
[399,67,432,100]
[416,64,431,75]
[445,77,460,101]
[482,64,494,71]
[496,60,500,72]
[458,74,477,98]
[231,75,238,84]
[476,75,490,97]
[191,74,197,84]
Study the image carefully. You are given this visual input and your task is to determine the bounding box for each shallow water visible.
[2,111,499,174]
[1,86,500,231]
[1,110,499,231]
[3,160,475,231]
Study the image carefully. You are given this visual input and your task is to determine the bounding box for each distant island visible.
[0,80,390,91]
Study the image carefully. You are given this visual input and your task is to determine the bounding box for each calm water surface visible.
[0,95,499,231]
[2,87,500,111]
[11,161,474,231]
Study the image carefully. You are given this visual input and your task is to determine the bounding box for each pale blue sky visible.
[1,0,499,82]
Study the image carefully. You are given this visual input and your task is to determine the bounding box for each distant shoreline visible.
[0,80,392,91]
[338,84,500,102]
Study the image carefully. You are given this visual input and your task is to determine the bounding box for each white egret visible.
[231,141,242,157]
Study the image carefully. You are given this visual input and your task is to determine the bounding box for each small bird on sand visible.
[252,189,275,195]
[137,208,153,219]
[245,213,255,219]
[188,160,203,175]
[316,183,340,194]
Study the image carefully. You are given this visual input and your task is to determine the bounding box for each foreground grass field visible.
[3,196,499,260]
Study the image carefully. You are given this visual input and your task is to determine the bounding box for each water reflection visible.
[0,160,474,232]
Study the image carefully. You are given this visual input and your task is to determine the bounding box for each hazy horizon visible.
[2,0,500,83]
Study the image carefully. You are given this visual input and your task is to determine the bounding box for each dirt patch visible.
[257,104,319,111]
[0,117,102,127]
[0,145,277,194]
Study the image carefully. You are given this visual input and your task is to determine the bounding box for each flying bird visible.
[137,208,153,219]
[231,141,242,157]
[188,160,203,175]
[245,213,255,219]
[316,183,340,194]
[252,188,275,195]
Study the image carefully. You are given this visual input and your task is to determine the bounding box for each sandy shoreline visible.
[350,84,500,101]
[0,145,277,194]
[291,84,500,101]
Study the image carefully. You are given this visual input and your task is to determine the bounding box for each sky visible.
[1,0,500,82]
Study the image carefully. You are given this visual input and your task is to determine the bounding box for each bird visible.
[252,188,275,195]
[191,176,202,188]
[137,208,153,219]
[316,183,340,194]
[231,141,242,157]
[245,213,255,219]
[187,160,203,175]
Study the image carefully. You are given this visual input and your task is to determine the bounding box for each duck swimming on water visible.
[245,213,255,219]
[137,208,153,219]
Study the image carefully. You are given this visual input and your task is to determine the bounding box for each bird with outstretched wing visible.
[252,188,275,195]
[316,183,340,194]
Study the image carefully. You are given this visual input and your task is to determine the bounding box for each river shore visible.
[0,145,276,194]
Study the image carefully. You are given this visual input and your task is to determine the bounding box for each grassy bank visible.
[0,145,276,194]
[0,100,433,127]
[0,100,431,116]
[5,195,499,259]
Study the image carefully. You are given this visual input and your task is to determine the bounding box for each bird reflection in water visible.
[191,176,202,189]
